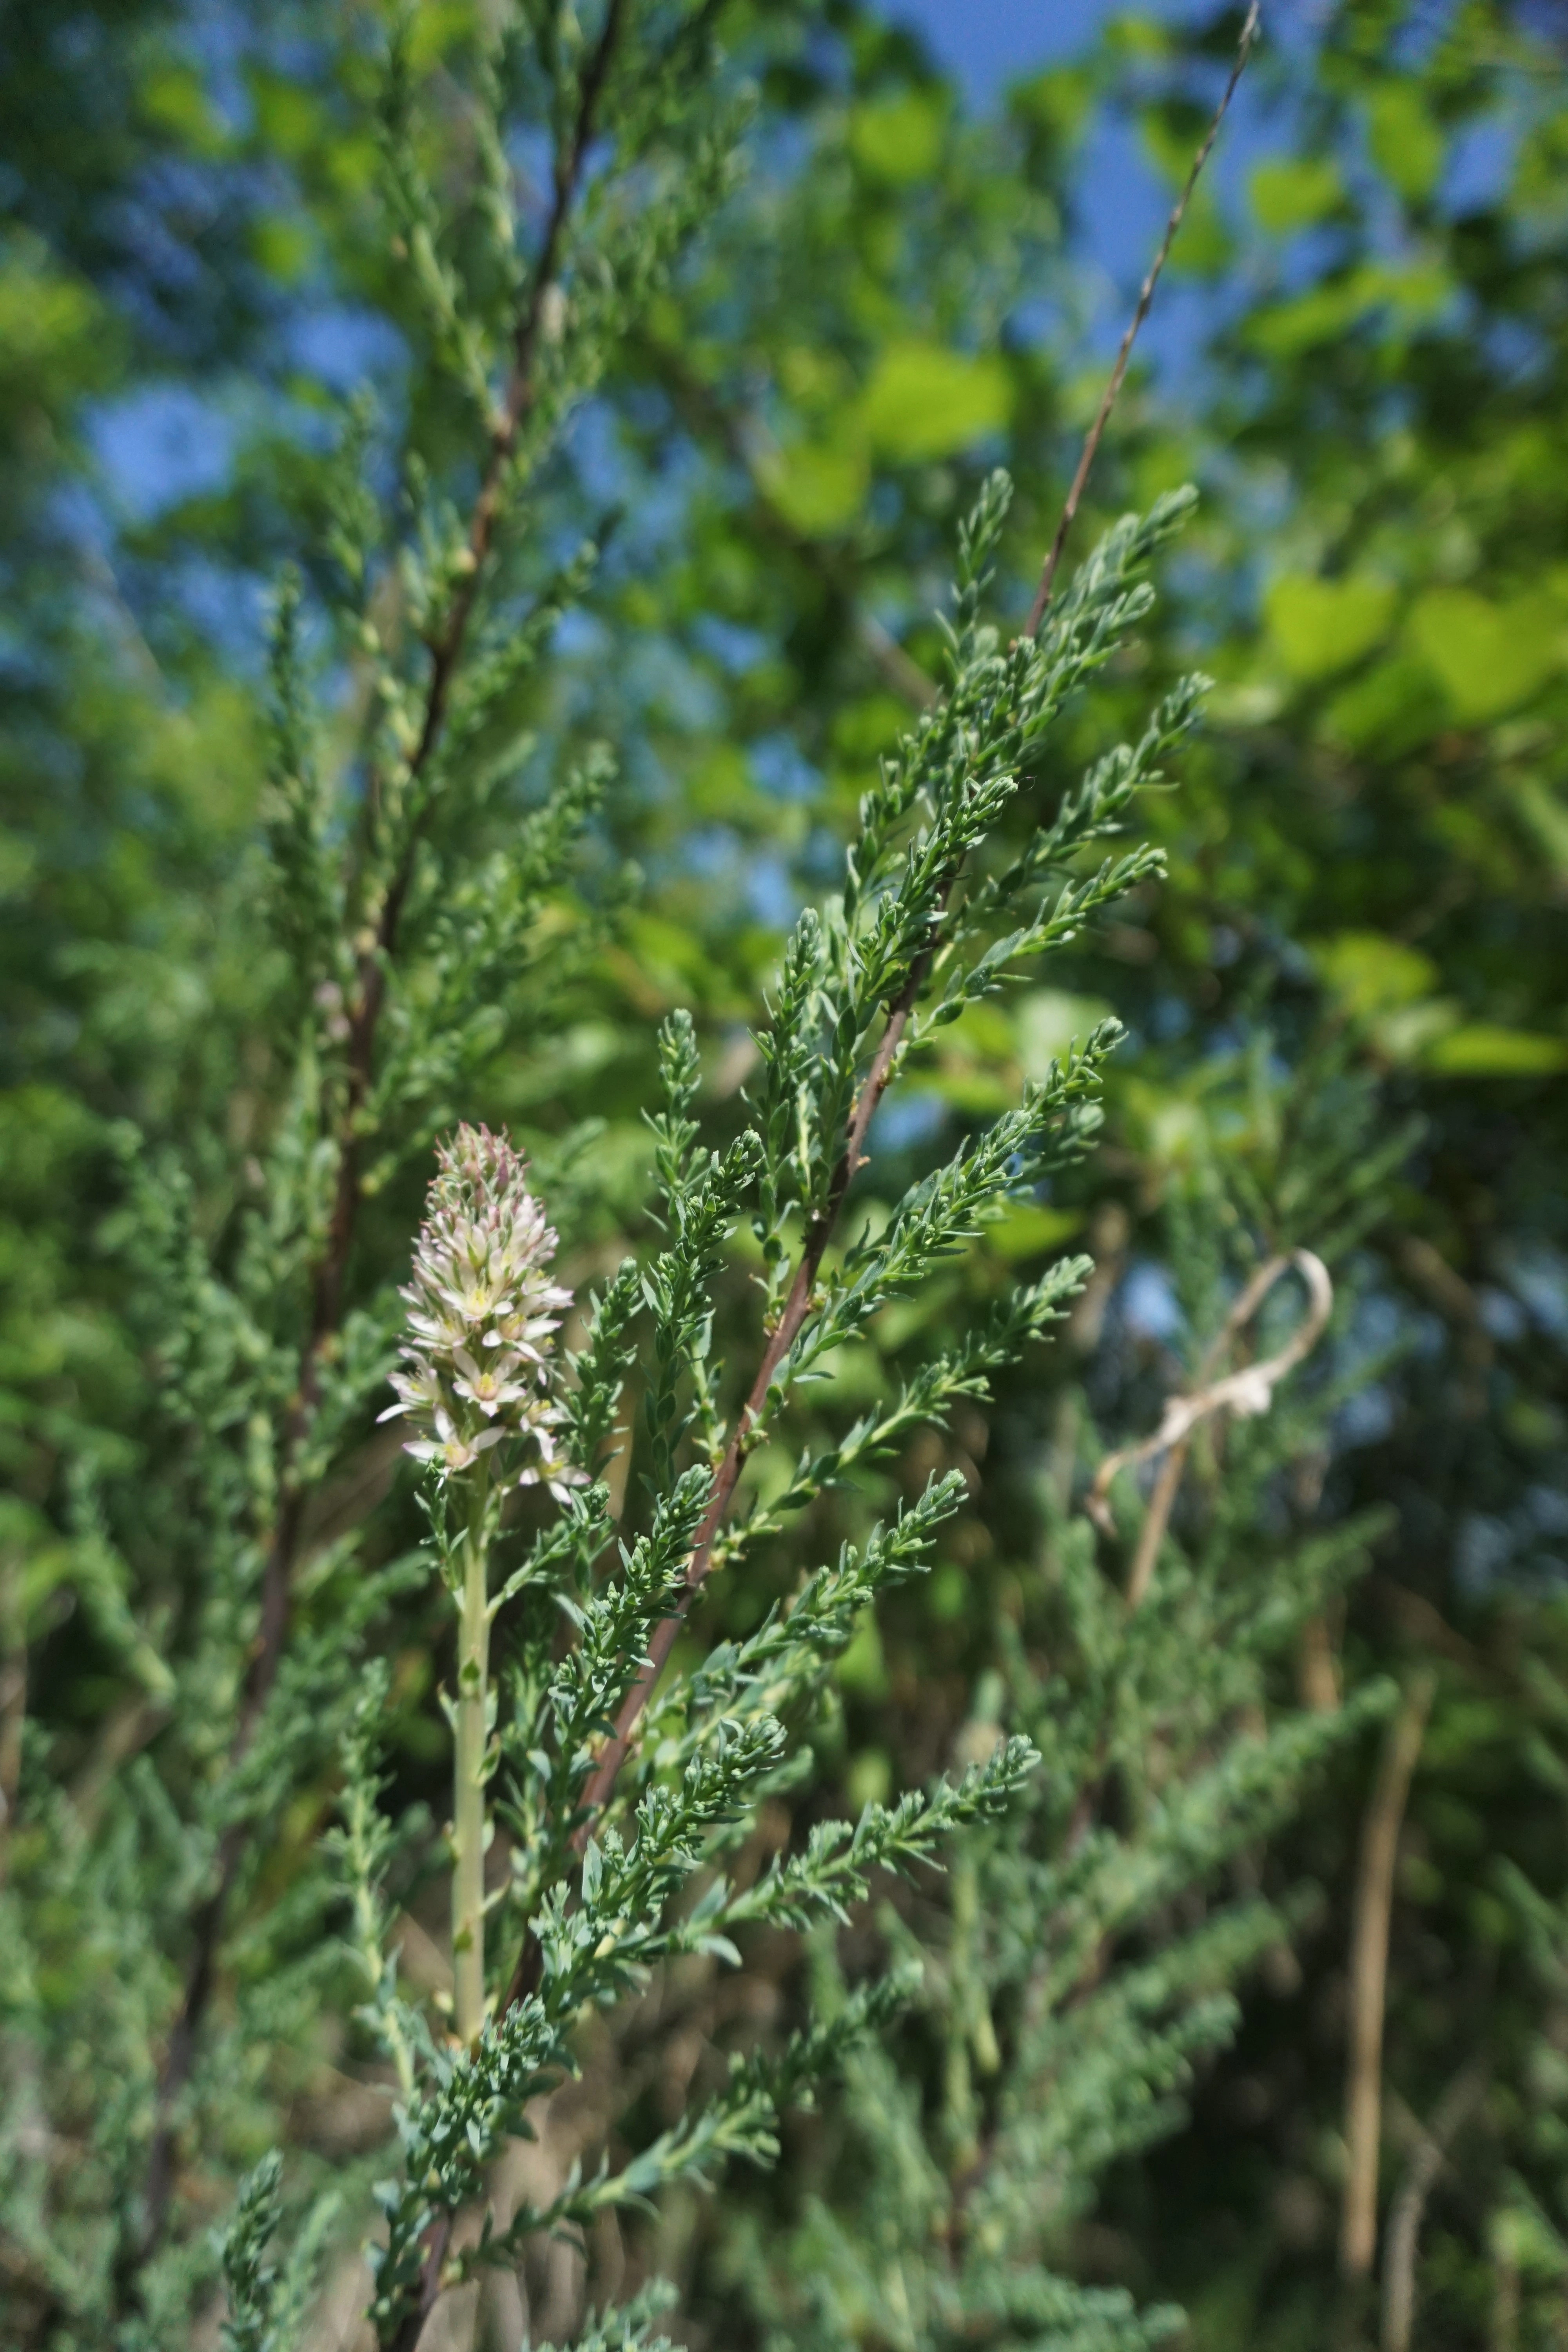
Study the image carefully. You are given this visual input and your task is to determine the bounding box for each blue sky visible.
[875,0,1278,375]
[880,0,1223,107]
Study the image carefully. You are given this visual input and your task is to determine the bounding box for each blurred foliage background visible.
[3,0,1568,2345]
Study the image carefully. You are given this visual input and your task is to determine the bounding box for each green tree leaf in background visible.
[858,338,1013,462]
[1264,572,1398,682]
[1405,584,1565,723]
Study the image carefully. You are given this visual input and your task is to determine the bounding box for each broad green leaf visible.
[759,437,869,537]
[1367,85,1445,202]
[1265,574,1397,683]
[246,66,327,160]
[848,90,945,185]
[831,694,912,760]
[1376,1000,1459,1064]
[1312,932,1437,1017]
[1250,156,1342,234]
[0,240,111,403]
[858,341,1011,464]
[1424,1025,1568,1077]
[846,1747,893,1808]
[1247,260,1452,357]
[1511,776,1568,880]
[140,64,228,158]
[1405,588,1564,724]
[810,1342,884,1404]
[251,215,314,286]
[928,1065,1014,1114]
[1009,64,1094,148]
[1323,654,1441,755]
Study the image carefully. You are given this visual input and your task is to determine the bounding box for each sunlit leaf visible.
[848,90,946,185]
[1367,85,1445,203]
[1250,156,1342,234]
[1266,575,1397,683]
[1405,588,1564,724]
[1425,1025,1568,1077]
[858,341,1011,463]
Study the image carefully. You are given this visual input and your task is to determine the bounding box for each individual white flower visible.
[404,1409,505,1477]
[383,1124,583,1493]
[451,1346,532,1420]
[377,1359,443,1425]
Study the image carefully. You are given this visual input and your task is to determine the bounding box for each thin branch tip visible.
[1024,0,1260,637]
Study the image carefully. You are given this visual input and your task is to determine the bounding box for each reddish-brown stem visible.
[132,6,624,2290]
[499,930,940,2029]
[1023,0,1259,638]
[585,946,931,1815]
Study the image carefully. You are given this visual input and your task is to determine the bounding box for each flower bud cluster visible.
[381,1124,581,1499]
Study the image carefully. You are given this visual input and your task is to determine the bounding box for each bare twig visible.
[1381,2059,1487,2352]
[1023,0,1261,637]
[1341,1672,1437,2282]
[1123,1442,1188,1613]
[1085,1249,1334,1607]
[132,1,629,2287]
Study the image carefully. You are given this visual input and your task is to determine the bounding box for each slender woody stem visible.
[1381,2059,1486,2352]
[576,928,939,1825]
[453,1467,493,2045]
[1023,0,1260,637]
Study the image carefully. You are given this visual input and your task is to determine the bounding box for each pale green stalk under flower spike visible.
[382,1125,580,2040]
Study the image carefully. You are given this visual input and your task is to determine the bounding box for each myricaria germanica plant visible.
[269,470,1217,2352]
[0,5,1267,2347]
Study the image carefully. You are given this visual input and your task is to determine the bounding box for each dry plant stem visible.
[1093,1249,1334,1606]
[1299,1610,1343,1712]
[134,3,628,2282]
[454,1466,493,2046]
[1023,0,1261,637]
[1124,1441,1189,1612]
[1341,1671,1437,2281]
[1381,2059,1486,2352]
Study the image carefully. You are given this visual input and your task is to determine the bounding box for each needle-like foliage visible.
[719,1065,1409,2352]
[0,9,1355,2351]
